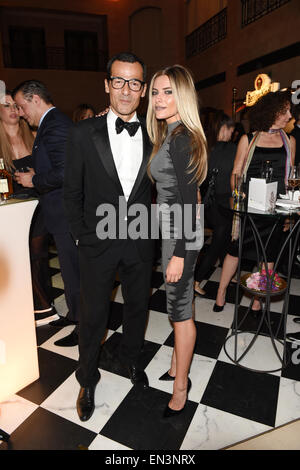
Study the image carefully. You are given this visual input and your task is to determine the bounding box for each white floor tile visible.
[194,297,234,329]
[0,395,38,435]
[218,331,284,376]
[88,434,132,450]
[41,370,133,434]
[145,345,216,403]
[275,377,300,427]
[180,404,271,450]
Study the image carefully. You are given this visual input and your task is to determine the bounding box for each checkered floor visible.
[1,236,300,451]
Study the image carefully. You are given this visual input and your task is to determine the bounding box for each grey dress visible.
[150,122,204,322]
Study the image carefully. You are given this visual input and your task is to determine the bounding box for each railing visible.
[186,8,227,59]
[2,45,107,71]
[241,0,291,27]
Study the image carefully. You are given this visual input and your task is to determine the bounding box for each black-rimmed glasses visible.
[109,76,145,92]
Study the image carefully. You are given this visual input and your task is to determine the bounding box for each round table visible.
[218,196,300,373]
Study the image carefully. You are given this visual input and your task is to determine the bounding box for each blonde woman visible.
[147,65,207,417]
[0,91,34,173]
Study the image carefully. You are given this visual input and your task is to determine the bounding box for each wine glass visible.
[288,165,300,201]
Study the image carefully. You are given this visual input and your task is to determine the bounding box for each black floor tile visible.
[281,341,300,381]
[233,306,285,340]
[164,321,229,360]
[201,360,280,427]
[151,270,165,288]
[0,407,96,450]
[107,301,124,331]
[49,266,60,277]
[35,324,62,346]
[51,286,64,300]
[288,294,300,316]
[100,386,198,450]
[17,348,77,405]
[148,289,168,313]
[99,332,161,377]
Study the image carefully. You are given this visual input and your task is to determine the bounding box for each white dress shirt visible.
[107,109,143,201]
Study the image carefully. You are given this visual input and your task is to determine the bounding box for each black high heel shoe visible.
[163,378,192,418]
[213,302,225,312]
[159,370,175,381]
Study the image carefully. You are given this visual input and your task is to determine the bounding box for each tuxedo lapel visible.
[127,123,152,204]
[89,117,124,195]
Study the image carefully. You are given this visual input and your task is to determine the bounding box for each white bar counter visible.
[0,198,39,402]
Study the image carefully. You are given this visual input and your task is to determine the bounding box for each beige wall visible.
[186,0,300,116]
[186,0,227,35]
[0,0,185,117]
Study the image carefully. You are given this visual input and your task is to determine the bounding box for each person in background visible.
[290,103,300,166]
[0,90,54,321]
[147,65,207,416]
[214,91,295,314]
[231,121,245,144]
[73,104,96,123]
[13,80,81,341]
[194,110,236,296]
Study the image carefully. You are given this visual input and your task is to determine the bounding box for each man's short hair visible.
[12,80,54,104]
[107,52,146,82]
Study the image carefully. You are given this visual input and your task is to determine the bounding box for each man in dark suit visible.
[13,80,80,337]
[64,52,154,421]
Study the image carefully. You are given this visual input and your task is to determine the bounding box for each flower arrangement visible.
[245,269,282,292]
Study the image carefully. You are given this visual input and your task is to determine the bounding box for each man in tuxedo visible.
[64,52,154,421]
[13,80,80,335]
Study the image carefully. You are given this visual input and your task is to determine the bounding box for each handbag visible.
[203,168,219,208]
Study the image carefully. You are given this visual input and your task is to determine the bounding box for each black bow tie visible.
[115,117,140,137]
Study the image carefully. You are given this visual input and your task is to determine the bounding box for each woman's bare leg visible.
[215,254,239,307]
[168,318,196,411]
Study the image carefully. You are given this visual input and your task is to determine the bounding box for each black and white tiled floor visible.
[1,237,300,451]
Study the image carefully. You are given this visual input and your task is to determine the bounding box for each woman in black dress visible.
[0,90,53,316]
[194,111,236,296]
[214,91,296,313]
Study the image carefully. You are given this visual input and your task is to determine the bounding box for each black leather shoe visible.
[163,378,192,418]
[54,330,78,347]
[76,382,98,421]
[213,303,225,312]
[159,370,175,381]
[128,365,149,388]
[49,316,78,327]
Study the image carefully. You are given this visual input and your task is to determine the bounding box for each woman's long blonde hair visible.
[147,65,207,185]
[0,93,34,171]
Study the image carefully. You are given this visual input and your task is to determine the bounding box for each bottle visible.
[0,158,13,200]
[261,160,273,183]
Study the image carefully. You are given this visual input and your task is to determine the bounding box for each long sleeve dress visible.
[150,121,203,321]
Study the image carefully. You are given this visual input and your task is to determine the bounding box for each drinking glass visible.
[233,173,245,199]
[288,165,300,201]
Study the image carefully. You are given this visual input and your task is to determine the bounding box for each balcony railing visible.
[3,45,107,71]
[241,0,291,27]
[186,8,227,59]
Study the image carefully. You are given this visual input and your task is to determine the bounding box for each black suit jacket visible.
[291,124,300,166]
[64,115,154,260]
[32,107,73,233]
